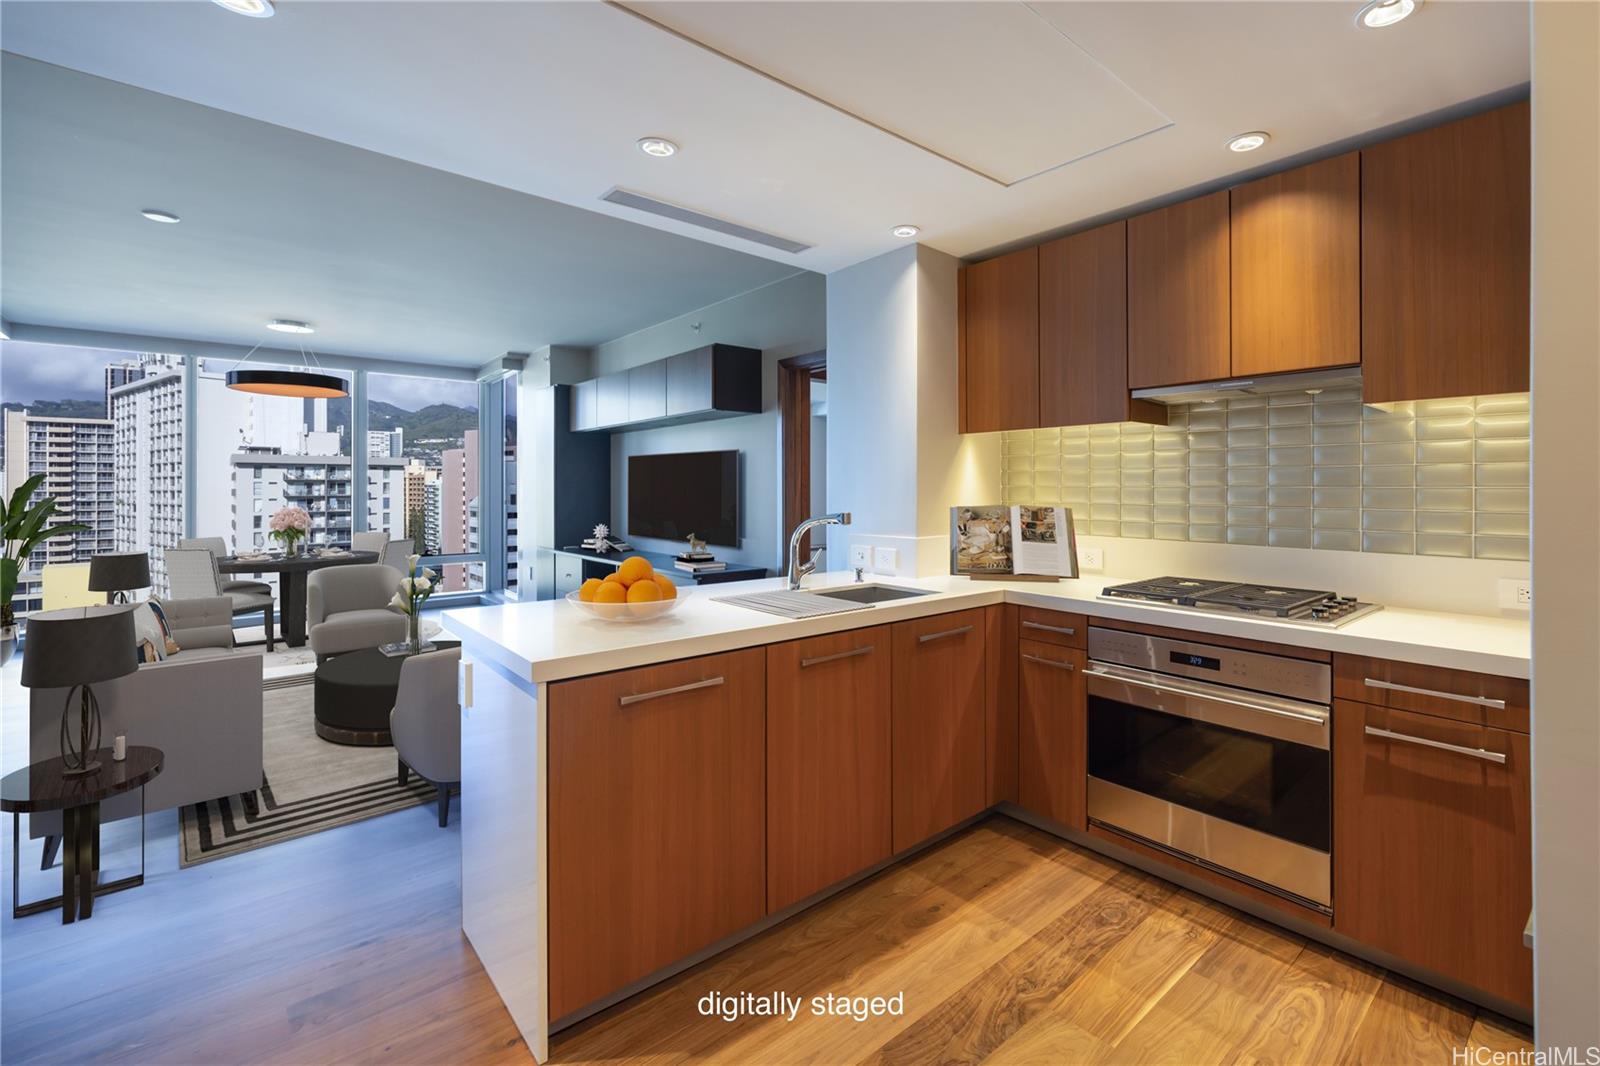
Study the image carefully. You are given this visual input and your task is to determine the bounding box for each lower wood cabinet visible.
[1017,640,1086,830]
[766,627,892,913]
[1333,699,1532,1009]
[547,649,766,1019]
[891,609,988,852]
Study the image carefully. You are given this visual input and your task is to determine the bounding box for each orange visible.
[651,573,678,600]
[594,581,627,604]
[626,579,663,603]
[602,571,625,586]
[578,577,605,602]
[617,556,654,587]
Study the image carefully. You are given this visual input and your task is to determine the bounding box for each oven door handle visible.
[1083,664,1330,729]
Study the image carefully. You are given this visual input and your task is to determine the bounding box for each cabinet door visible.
[891,609,987,852]
[960,246,1039,432]
[570,379,599,432]
[1362,102,1530,403]
[767,627,892,912]
[1231,153,1360,377]
[1039,221,1163,428]
[548,649,766,1018]
[1333,700,1532,1008]
[983,604,1018,806]
[627,361,667,423]
[666,347,713,416]
[595,372,630,428]
[1128,190,1232,389]
[1017,640,1086,830]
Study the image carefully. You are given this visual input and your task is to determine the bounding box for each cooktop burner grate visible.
[1099,575,1382,627]
[1191,584,1334,617]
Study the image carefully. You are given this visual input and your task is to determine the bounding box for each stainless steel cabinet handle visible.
[1364,725,1507,764]
[619,676,725,706]
[1084,665,1329,726]
[1362,677,1507,710]
[800,645,874,668]
[918,624,974,644]
[1022,620,1076,636]
[1022,653,1075,671]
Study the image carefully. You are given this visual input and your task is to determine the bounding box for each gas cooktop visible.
[1099,576,1381,627]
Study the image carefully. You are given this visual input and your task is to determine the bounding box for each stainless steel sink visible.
[808,584,933,605]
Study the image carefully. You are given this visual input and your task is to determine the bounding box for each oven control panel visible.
[1087,627,1331,704]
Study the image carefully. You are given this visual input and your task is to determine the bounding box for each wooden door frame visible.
[778,350,827,573]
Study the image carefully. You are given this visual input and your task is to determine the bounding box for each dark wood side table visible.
[2,746,162,923]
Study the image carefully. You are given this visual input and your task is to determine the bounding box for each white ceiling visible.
[0,0,1529,323]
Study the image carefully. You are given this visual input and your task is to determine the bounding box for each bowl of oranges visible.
[567,555,687,622]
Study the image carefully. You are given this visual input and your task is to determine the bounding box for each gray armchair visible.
[165,547,275,652]
[391,647,461,827]
[179,536,271,597]
[306,563,406,660]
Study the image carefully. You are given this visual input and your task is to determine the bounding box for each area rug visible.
[178,675,448,866]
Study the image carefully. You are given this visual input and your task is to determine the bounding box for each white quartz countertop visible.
[446,570,1531,684]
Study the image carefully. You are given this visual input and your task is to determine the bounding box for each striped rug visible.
[178,676,450,866]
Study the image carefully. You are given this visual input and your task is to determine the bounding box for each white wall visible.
[597,272,825,573]
[1531,0,1600,1050]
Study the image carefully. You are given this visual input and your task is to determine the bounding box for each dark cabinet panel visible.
[1127,190,1232,389]
[575,344,760,432]
[891,609,987,852]
[1017,640,1086,830]
[960,247,1039,432]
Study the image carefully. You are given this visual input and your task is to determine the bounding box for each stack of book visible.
[675,558,727,573]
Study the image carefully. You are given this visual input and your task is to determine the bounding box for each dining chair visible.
[164,547,276,652]
[381,539,414,572]
[351,531,389,555]
[391,647,462,827]
[178,536,271,597]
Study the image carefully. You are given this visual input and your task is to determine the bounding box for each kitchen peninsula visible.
[446,569,1531,1062]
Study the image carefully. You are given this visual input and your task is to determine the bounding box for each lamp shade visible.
[20,606,138,688]
[88,551,151,593]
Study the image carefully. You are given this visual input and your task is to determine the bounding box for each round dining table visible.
[216,549,380,648]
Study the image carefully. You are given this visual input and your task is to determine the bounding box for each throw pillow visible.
[130,602,168,663]
[146,599,182,655]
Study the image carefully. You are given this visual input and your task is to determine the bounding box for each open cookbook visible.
[949,504,1079,579]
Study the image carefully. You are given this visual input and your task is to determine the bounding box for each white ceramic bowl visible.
[565,585,689,622]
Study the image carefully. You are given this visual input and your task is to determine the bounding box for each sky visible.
[0,341,478,412]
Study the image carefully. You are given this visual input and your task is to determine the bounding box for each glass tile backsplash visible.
[999,388,1530,561]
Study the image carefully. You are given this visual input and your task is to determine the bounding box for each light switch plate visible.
[873,546,898,574]
[1080,547,1105,573]
[849,544,871,568]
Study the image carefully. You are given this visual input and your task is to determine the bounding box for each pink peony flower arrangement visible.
[267,505,312,553]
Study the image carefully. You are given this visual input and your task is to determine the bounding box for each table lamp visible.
[20,606,138,777]
[88,552,151,604]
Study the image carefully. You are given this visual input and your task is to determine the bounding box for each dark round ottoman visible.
[313,640,461,745]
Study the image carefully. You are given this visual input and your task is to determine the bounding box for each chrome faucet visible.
[787,512,851,591]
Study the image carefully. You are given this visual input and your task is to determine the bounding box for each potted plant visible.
[267,505,312,556]
[387,554,437,656]
[1,474,91,666]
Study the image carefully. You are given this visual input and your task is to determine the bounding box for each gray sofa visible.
[28,596,264,855]
[307,563,406,660]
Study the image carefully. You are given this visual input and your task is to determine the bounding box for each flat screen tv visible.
[628,450,740,548]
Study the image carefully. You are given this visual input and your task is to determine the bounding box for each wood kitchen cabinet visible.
[1039,221,1166,428]
[1127,189,1232,389]
[891,608,988,852]
[959,246,1039,433]
[983,604,1019,806]
[766,627,892,913]
[1361,102,1530,403]
[1334,699,1533,1009]
[1017,639,1087,830]
[547,649,766,1019]
[1231,152,1361,377]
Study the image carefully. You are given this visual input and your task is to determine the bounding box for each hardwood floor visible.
[3,642,1531,1063]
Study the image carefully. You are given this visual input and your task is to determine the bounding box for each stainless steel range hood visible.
[1131,366,1362,405]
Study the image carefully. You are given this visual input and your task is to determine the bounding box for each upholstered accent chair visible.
[391,647,462,827]
[306,563,406,661]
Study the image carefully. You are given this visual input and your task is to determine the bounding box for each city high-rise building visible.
[441,428,479,591]
[402,461,436,548]
[368,428,403,458]
[231,449,406,555]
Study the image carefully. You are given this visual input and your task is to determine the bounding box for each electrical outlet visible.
[1499,578,1533,610]
[849,544,871,569]
[1079,547,1105,573]
[873,546,898,574]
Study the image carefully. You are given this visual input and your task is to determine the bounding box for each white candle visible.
[113,735,127,761]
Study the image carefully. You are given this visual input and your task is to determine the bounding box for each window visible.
[502,375,520,598]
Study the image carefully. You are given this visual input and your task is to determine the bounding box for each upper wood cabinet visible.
[766,627,893,913]
[959,246,1039,433]
[1231,152,1361,377]
[891,609,988,852]
[1362,102,1531,403]
[547,649,766,1019]
[1039,222,1166,428]
[1127,190,1232,389]
[1333,700,1532,1009]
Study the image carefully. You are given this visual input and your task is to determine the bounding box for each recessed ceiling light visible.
[1227,132,1271,153]
[212,0,274,16]
[266,319,315,334]
[637,137,678,158]
[1357,0,1418,29]
[140,209,180,224]
[891,225,921,238]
